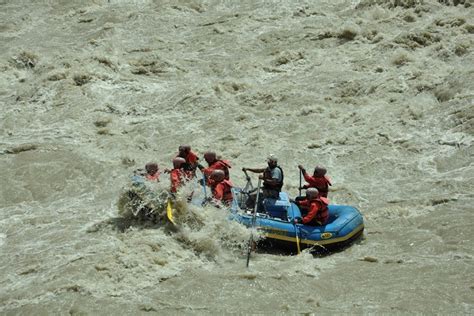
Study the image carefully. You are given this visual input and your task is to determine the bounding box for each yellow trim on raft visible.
[258,226,287,232]
[263,223,364,246]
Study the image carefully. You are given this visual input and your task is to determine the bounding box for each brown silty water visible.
[0,0,473,314]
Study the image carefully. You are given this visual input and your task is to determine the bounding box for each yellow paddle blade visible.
[296,234,301,255]
[166,199,176,225]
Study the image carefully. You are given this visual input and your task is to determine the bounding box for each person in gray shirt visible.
[242,154,284,210]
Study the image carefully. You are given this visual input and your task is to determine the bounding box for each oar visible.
[242,169,253,192]
[299,167,302,197]
[295,224,301,254]
[246,178,261,268]
[291,204,301,255]
[295,169,302,254]
[201,171,208,205]
[166,198,176,225]
[239,169,253,208]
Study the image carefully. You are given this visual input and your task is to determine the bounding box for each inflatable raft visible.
[231,190,364,251]
[120,172,364,250]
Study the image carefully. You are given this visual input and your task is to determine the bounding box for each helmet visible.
[178,145,191,153]
[267,154,278,162]
[313,166,327,176]
[210,169,225,182]
[204,151,217,163]
[306,187,319,199]
[173,157,186,168]
[145,162,159,175]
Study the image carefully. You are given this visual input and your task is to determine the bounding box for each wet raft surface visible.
[1,0,473,314]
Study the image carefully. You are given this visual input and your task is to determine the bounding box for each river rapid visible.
[1,0,473,314]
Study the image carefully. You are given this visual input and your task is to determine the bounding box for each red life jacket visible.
[316,197,329,224]
[177,151,199,171]
[212,179,233,205]
[216,160,231,179]
[303,172,331,197]
[204,160,231,182]
[145,172,160,182]
[170,168,187,193]
[302,196,329,225]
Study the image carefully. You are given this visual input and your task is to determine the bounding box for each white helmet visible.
[306,187,319,199]
[267,154,278,162]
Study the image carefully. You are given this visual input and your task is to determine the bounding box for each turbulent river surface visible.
[1,0,473,314]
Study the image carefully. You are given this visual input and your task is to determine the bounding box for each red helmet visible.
[204,151,217,163]
[173,157,186,168]
[313,166,327,177]
[145,162,159,175]
[178,145,191,154]
[306,187,319,199]
[210,169,225,182]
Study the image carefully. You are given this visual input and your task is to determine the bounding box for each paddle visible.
[292,168,302,254]
[291,204,301,255]
[299,167,302,197]
[246,178,261,268]
[166,198,176,225]
[242,169,253,192]
[201,171,208,206]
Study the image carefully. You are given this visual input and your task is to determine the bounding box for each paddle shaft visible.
[295,169,302,254]
[202,172,207,199]
[242,169,253,192]
[299,169,302,197]
[246,178,261,267]
[294,220,301,254]
[290,200,301,254]
[243,169,251,181]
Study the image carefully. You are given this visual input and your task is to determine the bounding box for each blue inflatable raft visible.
[231,190,364,250]
[123,172,364,250]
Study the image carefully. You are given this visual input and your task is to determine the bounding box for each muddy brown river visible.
[1,0,473,314]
